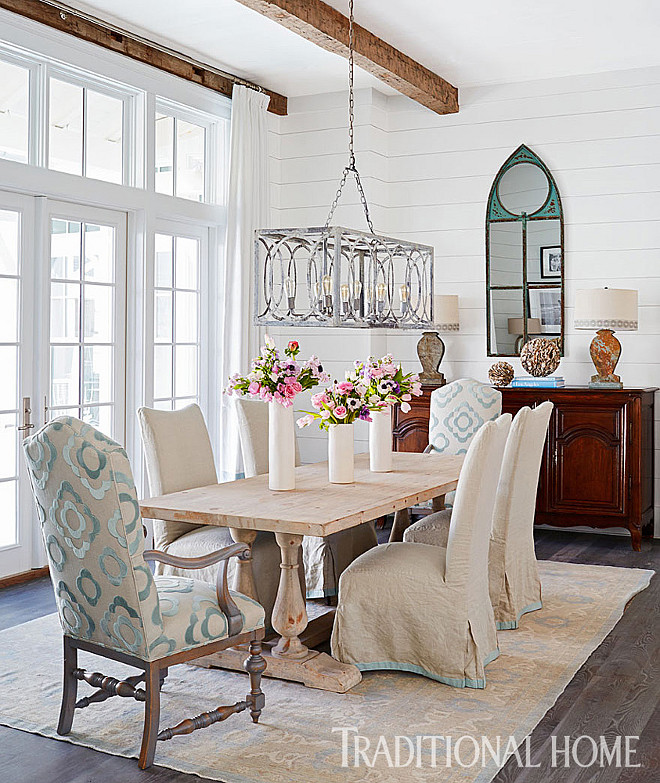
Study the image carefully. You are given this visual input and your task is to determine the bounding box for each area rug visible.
[0,561,653,783]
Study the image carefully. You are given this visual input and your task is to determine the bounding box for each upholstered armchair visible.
[332,415,511,687]
[234,397,378,600]
[405,402,553,629]
[138,404,304,628]
[23,417,266,769]
[389,378,502,542]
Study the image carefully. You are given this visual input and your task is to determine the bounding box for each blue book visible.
[511,376,565,388]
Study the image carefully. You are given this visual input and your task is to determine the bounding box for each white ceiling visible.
[62,0,660,97]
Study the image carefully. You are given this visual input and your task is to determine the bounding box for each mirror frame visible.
[486,144,564,357]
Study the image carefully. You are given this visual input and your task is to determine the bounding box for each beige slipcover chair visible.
[234,398,378,599]
[405,402,553,630]
[138,403,303,629]
[331,414,511,687]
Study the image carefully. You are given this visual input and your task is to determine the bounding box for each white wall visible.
[267,68,660,535]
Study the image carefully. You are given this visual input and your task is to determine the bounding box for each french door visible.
[0,194,126,578]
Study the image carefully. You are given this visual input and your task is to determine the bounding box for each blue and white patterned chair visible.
[23,416,266,769]
[426,378,502,508]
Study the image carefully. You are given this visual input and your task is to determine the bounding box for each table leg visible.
[229,528,258,601]
[389,508,411,542]
[271,533,308,659]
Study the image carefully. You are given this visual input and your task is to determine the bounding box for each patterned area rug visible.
[0,561,652,783]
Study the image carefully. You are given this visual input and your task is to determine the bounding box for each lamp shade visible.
[507,317,542,335]
[574,288,638,331]
[433,294,459,332]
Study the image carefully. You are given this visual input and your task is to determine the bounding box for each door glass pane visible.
[0,481,17,547]
[83,346,113,405]
[175,345,197,398]
[82,405,112,434]
[0,346,17,411]
[175,291,197,342]
[51,220,82,279]
[155,291,172,342]
[49,79,83,175]
[84,284,113,342]
[51,345,79,406]
[176,120,205,201]
[86,90,123,184]
[155,234,173,287]
[0,413,17,479]
[175,236,198,288]
[50,282,80,342]
[84,223,114,282]
[155,113,174,196]
[0,60,29,164]
[0,278,18,342]
[0,208,19,275]
[153,345,172,399]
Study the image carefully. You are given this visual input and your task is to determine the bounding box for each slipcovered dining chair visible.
[138,404,300,629]
[23,417,266,769]
[235,398,378,599]
[405,402,553,629]
[331,414,511,687]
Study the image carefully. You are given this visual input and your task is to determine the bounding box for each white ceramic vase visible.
[268,401,296,491]
[328,423,354,484]
[369,408,393,472]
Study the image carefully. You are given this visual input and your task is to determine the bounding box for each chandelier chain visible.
[323,0,375,235]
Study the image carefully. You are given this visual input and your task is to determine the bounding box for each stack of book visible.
[510,376,565,388]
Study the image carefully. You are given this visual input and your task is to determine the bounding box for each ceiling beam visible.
[0,0,288,115]
[236,0,458,115]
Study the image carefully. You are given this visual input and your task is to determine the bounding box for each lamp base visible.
[416,331,446,386]
[588,329,624,389]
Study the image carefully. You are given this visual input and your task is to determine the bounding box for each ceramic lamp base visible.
[588,329,623,389]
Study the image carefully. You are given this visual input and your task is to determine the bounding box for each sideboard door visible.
[547,399,628,521]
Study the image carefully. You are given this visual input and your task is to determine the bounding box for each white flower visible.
[264,334,275,348]
[401,401,411,413]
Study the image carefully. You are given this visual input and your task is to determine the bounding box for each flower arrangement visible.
[353,354,423,412]
[297,379,372,430]
[225,335,329,407]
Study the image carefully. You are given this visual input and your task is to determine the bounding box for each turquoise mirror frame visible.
[486,144,564,357]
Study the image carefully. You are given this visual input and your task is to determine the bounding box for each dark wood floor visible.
[0,529,658,782]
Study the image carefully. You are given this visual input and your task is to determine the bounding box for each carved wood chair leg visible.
[244,640,266,723]
[138,664,161,770]
[57,636,78,736]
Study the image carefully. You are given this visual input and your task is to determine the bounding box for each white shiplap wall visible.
[267,70,660,535]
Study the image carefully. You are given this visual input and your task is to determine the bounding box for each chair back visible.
[235,398,301,477]
[428,378,502,455]
[137,404,217,548]
[444,413,511,586]
[491,402,553,549]
[23,417,171,659]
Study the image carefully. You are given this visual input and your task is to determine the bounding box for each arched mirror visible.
[486,145,564,356]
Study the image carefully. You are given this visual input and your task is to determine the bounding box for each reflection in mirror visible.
[528,287,562,337]
[527,219,561,284]
[490,289,523,354]
[489,222,523,287]
[498,163,549,215]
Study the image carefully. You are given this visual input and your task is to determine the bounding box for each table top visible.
[140,452,463,538]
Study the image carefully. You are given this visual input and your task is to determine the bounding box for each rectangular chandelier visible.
[254,226,434,329]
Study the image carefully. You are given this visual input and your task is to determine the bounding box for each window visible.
[153,232,202,410]
[155,110,207,201]
[48,77,125,183]
[0,59,29,163]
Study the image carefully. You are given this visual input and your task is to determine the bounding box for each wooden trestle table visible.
[140,451,463,693]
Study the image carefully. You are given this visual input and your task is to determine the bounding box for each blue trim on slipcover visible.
[496,600,543,631]
[355,648,500,689]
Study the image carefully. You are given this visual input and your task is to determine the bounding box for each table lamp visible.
[416,295,459,386]
[574,287,638,389]
[507,317,542,354]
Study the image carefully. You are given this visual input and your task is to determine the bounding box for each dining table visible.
[139,451,463,693]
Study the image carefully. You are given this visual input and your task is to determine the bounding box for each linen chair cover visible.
[137,404,285,627]
[427,378,502,506]
[404,402,553,630]
[235,397,378,599]
[23,417,264,660]
[331,414,511,687]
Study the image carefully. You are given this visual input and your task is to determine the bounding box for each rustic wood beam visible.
[0,0,287,115]
[236,0,458,115]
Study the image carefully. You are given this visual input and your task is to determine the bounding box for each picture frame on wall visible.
[540,245,562,278]
[528,288,561,334]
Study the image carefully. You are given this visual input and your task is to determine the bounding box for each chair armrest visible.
[423,444,433,454]
[144,543,251,637]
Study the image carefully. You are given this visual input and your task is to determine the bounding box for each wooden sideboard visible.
[392,384,656,551]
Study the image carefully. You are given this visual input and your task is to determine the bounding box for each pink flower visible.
[336,381,353,394]
[370,367,385,379]
[270,372,280,382]
[297,414,314,428]
[248,381,260,395]
[321,408,332,419]
[288,340,299,352]
[401,402,411,413]
[334,406,347,419]
[383,363,397,376]
[284,384,297,399]
[401,393,411,401]
[290,381,303,394]
[311,392,328,409]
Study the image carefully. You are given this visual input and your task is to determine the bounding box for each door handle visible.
[17,397,35,436]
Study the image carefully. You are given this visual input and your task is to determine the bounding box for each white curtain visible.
[217,85,269,480]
